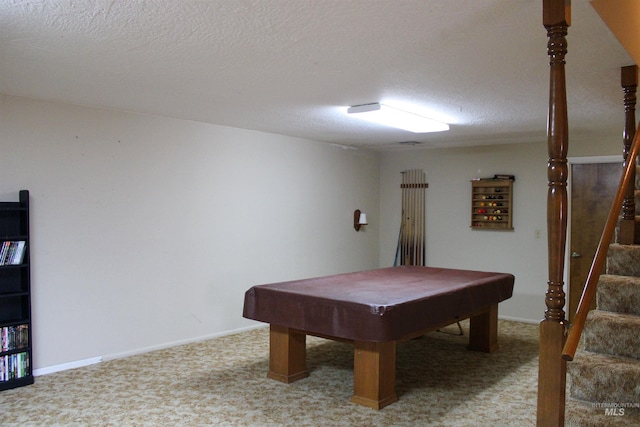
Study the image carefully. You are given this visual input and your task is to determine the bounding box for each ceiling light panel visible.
[347,103,449,133]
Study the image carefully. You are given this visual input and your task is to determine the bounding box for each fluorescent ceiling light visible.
[347,103,449,133]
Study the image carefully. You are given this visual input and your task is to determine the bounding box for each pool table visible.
[242,266,514,409]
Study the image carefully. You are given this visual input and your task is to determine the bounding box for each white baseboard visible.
[99,324,269,362]
[499,315,539,325]
[32,318,534,377]
[102,324,267,362]
[33,324,267,376]
[33,356,103,376]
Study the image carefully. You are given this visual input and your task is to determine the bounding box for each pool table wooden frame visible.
[267,303,499,409]
[243,266,514,409]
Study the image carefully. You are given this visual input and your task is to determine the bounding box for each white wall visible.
[0,94,380,369]
[1,92,624,370]
[378,136,621,323]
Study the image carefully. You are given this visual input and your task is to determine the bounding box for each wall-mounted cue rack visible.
[396,170,428,266]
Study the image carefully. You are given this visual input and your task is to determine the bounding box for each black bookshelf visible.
[0,190,33,390]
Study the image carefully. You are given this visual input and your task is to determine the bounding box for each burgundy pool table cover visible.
[242,266,514,342]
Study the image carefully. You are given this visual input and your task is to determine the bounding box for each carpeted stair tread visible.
[568,351,640,404]
[598,274,640,315]
[607,244,640,277]
[569,175,640,425]
[583,310,640,359]
[566,398,640,426]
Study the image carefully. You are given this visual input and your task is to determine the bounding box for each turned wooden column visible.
[537,1,570,426]
[619,65,638,244]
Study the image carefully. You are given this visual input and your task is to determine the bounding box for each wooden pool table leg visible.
[468,303,500,352]
[351,340,398,410]
[267,324,309,383]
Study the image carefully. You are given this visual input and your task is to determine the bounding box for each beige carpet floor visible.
[0,319,539,426]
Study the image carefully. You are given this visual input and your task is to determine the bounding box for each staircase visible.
[565,244,640,425]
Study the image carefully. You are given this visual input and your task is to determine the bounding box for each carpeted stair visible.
[565,243,640,426]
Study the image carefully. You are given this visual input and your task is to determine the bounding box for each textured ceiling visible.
[0,0,633,150]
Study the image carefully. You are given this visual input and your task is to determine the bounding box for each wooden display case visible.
[471,179,513,230]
